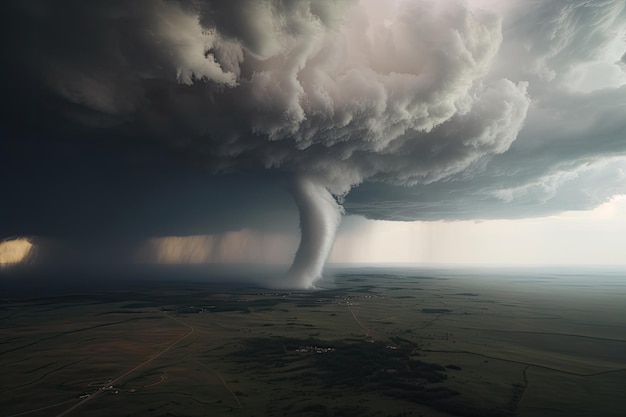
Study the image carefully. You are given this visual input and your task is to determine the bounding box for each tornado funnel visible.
[284,176,344,289]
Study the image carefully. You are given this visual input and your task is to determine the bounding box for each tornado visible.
[2,0,535,287]
[285,176,344,289]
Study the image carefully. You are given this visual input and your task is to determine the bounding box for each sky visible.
[1,0,626,286]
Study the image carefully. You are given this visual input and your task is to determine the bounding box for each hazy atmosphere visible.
[2,2,626,417]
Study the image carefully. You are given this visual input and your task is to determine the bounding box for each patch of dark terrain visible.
[122,302,166,308]
[421,309,452,314]
[405,276,440,280]
[350,285,376,293]
[12,289,223,311]
[202,298,287,313]
[335,273,405,281]
[308,289,352,298]
[95,310,145,315]
[17,293,139,308]
[234,336,508,417]
[507,366,529,417]
[289,404,370,417]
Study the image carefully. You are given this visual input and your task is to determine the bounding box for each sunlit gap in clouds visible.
[137,230,299,265]
[589,193,626,219]
[0,238,35,267]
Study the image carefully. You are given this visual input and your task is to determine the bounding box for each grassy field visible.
[1,267,625,416]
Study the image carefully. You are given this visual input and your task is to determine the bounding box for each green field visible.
[1,268,625,417]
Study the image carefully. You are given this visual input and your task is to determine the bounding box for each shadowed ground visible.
[1,266,625,417]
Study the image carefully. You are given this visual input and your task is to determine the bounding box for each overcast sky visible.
[1,0,626,272]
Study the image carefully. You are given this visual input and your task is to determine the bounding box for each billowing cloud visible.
[346,0,626,221]
[1,0,527,189]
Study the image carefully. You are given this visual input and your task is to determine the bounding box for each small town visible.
[295,346,336,354]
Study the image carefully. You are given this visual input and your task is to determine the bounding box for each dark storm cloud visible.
[1,0,625,239]
[348,81,626,221]
[0,0,528,190]
[0,135,297,238]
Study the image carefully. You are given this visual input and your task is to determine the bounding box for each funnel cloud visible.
[285,176,344,289]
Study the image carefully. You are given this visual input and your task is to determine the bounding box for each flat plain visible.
[1,266,625,417]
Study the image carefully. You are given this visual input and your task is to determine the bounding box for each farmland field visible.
[1,266,625,417]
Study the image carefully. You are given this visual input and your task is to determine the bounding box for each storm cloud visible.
[1,0,626,285]
[1,0,529,187]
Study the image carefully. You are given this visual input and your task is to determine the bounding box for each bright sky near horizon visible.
[330,194,626,266]
[124,194,626,267]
